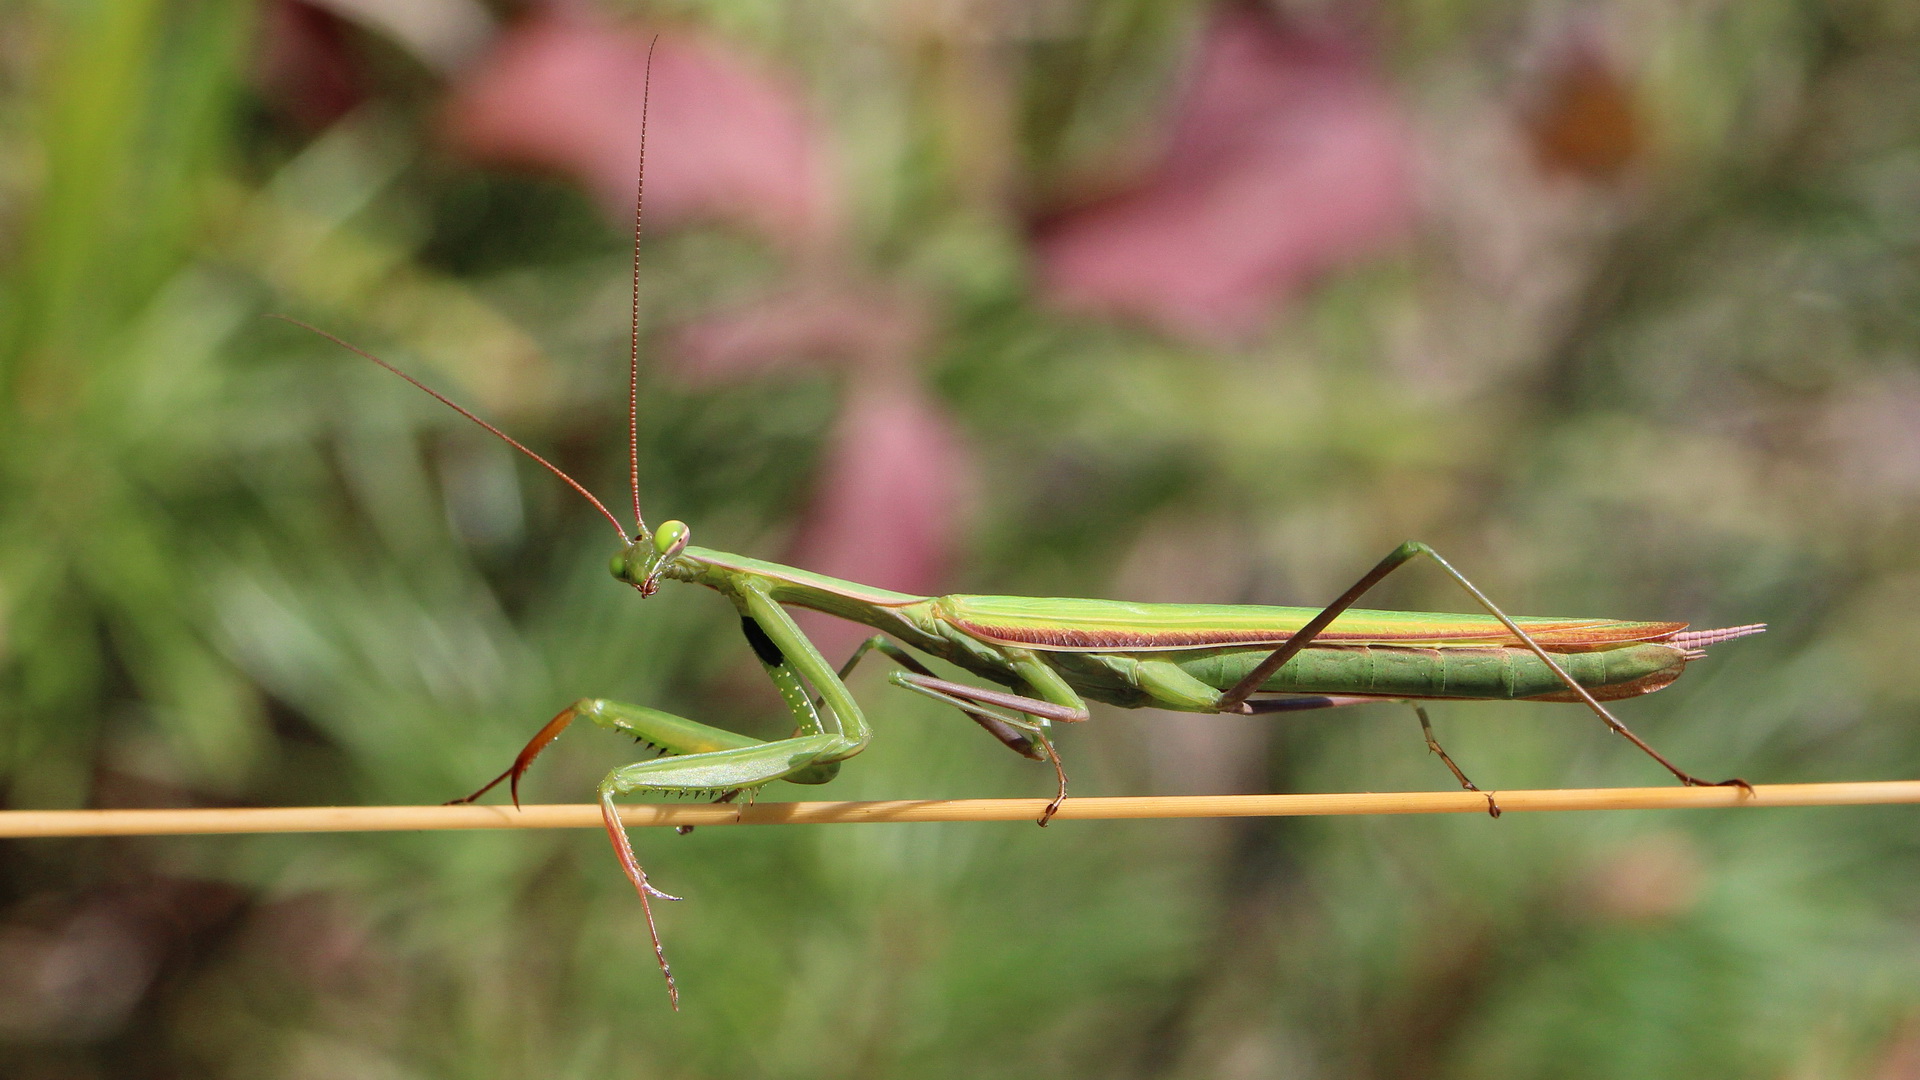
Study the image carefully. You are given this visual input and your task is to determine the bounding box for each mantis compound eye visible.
[653,520,690,561]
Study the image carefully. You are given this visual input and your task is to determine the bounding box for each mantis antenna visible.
[271,46,669,546]
[268,315,632,543]
[628,37,658,537]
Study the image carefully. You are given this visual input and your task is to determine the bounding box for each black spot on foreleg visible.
[740,617,786,667]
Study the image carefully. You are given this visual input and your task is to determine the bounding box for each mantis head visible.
[612,520,691,596]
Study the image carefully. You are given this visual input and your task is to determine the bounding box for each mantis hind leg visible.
[1218,540,1748,793]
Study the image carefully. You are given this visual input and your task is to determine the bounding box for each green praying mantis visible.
[274,60,1762,1010]
[274,319,1764,1011]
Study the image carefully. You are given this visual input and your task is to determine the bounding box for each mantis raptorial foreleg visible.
[1219,541,1748,791]
[447,691,845,1011]
[457,579,871,1010]
[448,697,775,808]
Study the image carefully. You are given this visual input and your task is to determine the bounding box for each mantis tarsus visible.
[274,63,1763,1012]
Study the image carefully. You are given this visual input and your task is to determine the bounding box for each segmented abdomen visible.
[1173,642,1690,702]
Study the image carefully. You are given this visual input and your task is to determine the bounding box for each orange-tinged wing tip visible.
[1667,623,1767,651]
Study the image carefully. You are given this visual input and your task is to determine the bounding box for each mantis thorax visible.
[610,519,691,596]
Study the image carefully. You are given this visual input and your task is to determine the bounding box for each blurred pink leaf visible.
[670,285,928,383]
[443,13,840,246]
[668,284,969,652]
[446,14,968,623]
[257,1,366,130]
[786,379,974,656]
[1035,6,1414,341]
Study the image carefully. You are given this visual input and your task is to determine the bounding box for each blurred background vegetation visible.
[3,0,1919,1075]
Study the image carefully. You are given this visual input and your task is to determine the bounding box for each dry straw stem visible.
[2,781,1919,838]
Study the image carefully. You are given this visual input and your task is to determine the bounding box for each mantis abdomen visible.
[1168,640,1689,705]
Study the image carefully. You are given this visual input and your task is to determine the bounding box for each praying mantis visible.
[274,318,1765,1011]
[274,58,1762,1010]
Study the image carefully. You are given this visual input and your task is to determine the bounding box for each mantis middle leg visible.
[1243,694,1503,816]
[833,636,1087,824]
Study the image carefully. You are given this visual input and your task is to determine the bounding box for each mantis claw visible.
[450,704,583,808]
[1688,775,1755,797]
[1034,729,1069,826]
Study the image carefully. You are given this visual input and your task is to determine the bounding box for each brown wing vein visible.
[948,617,1691,652]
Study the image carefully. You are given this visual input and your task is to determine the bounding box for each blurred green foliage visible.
[3,0,1920,1076]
